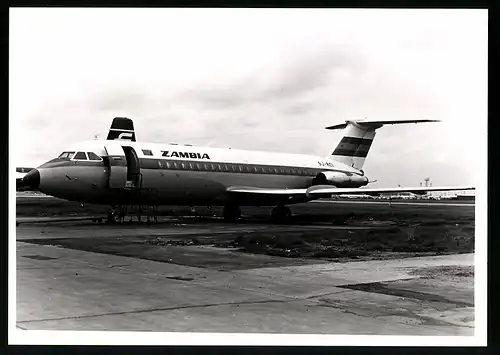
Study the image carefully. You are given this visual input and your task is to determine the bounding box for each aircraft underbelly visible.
[139,169,311,204]
[45,166,313,205]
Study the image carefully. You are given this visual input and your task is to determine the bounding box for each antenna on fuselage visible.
[94,134,100,140]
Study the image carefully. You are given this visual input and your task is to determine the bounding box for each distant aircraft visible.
[16,167,36,191]
[20,117,475,222]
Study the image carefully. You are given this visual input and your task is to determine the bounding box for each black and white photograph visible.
[10,8,487,346]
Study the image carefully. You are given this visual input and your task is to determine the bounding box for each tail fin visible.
[326,119,439,170]
[106,117,136,141]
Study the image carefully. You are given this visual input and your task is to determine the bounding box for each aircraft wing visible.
[306,185,476,197]
[225,186,310,205]
[226,185,475,201]
[226,186,307,195]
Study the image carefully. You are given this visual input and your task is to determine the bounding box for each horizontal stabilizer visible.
[306,185,475,197]
[106,117,136,141]
[326,119,440,130]
[326,118,440,170]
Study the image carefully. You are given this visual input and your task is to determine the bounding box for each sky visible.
[10,8,487,188]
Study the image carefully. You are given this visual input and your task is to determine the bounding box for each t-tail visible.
[106,117,136,142]
[326,119,440,170]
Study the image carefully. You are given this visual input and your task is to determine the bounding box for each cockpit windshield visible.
[87,152,102,161]
[58,151,75,159]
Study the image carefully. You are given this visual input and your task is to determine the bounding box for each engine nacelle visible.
[313,171,369,188]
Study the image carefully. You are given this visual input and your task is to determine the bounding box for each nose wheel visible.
[271,204,292,222]
[223,204,241,222]
[106,208,124,224]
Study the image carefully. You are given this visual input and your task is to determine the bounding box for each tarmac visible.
[16,216,475,335]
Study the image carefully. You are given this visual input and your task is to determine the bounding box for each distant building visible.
[379,192,417,199]
[427,189,475,200]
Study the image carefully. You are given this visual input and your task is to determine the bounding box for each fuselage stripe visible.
[332,149,370,158]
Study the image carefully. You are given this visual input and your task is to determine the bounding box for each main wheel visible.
[271,205,292,223]
[223,204,241,222]
[106,210,123,224]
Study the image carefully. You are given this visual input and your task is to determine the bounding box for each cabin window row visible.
[155,160,315,176]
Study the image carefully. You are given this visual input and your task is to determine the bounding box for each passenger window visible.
[74,152,87,160]
[189,162,193,169]
[142,149,153,156]
[166,162,171,168]
[223,164,228,172]
[181,162,186,169]
[217,164,222,171]
[87,152,102,161]
[172,162,178,169]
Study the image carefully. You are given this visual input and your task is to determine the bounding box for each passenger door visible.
[104,143,128,188]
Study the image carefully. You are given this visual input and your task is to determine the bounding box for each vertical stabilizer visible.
[326,119,439,170]
[106,117,136,141]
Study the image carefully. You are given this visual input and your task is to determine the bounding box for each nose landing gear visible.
[106,207,125,224]
[105,204,159,224]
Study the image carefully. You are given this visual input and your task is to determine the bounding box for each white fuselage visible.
[35,139,366,206]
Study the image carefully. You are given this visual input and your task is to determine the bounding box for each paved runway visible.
[16,219,474,335]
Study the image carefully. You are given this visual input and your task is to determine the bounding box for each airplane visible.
[16,167,36,191]
[20,117,475,222]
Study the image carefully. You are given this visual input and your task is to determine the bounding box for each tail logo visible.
[332,137,373,158]
[117,132,133,140]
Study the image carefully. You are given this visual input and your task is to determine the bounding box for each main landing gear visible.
[223,204,241,222]
[222,204,292,223]
[106,206,125,224]
[271,204,292,223]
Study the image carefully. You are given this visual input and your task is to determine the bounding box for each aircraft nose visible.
[22,169,40,189]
